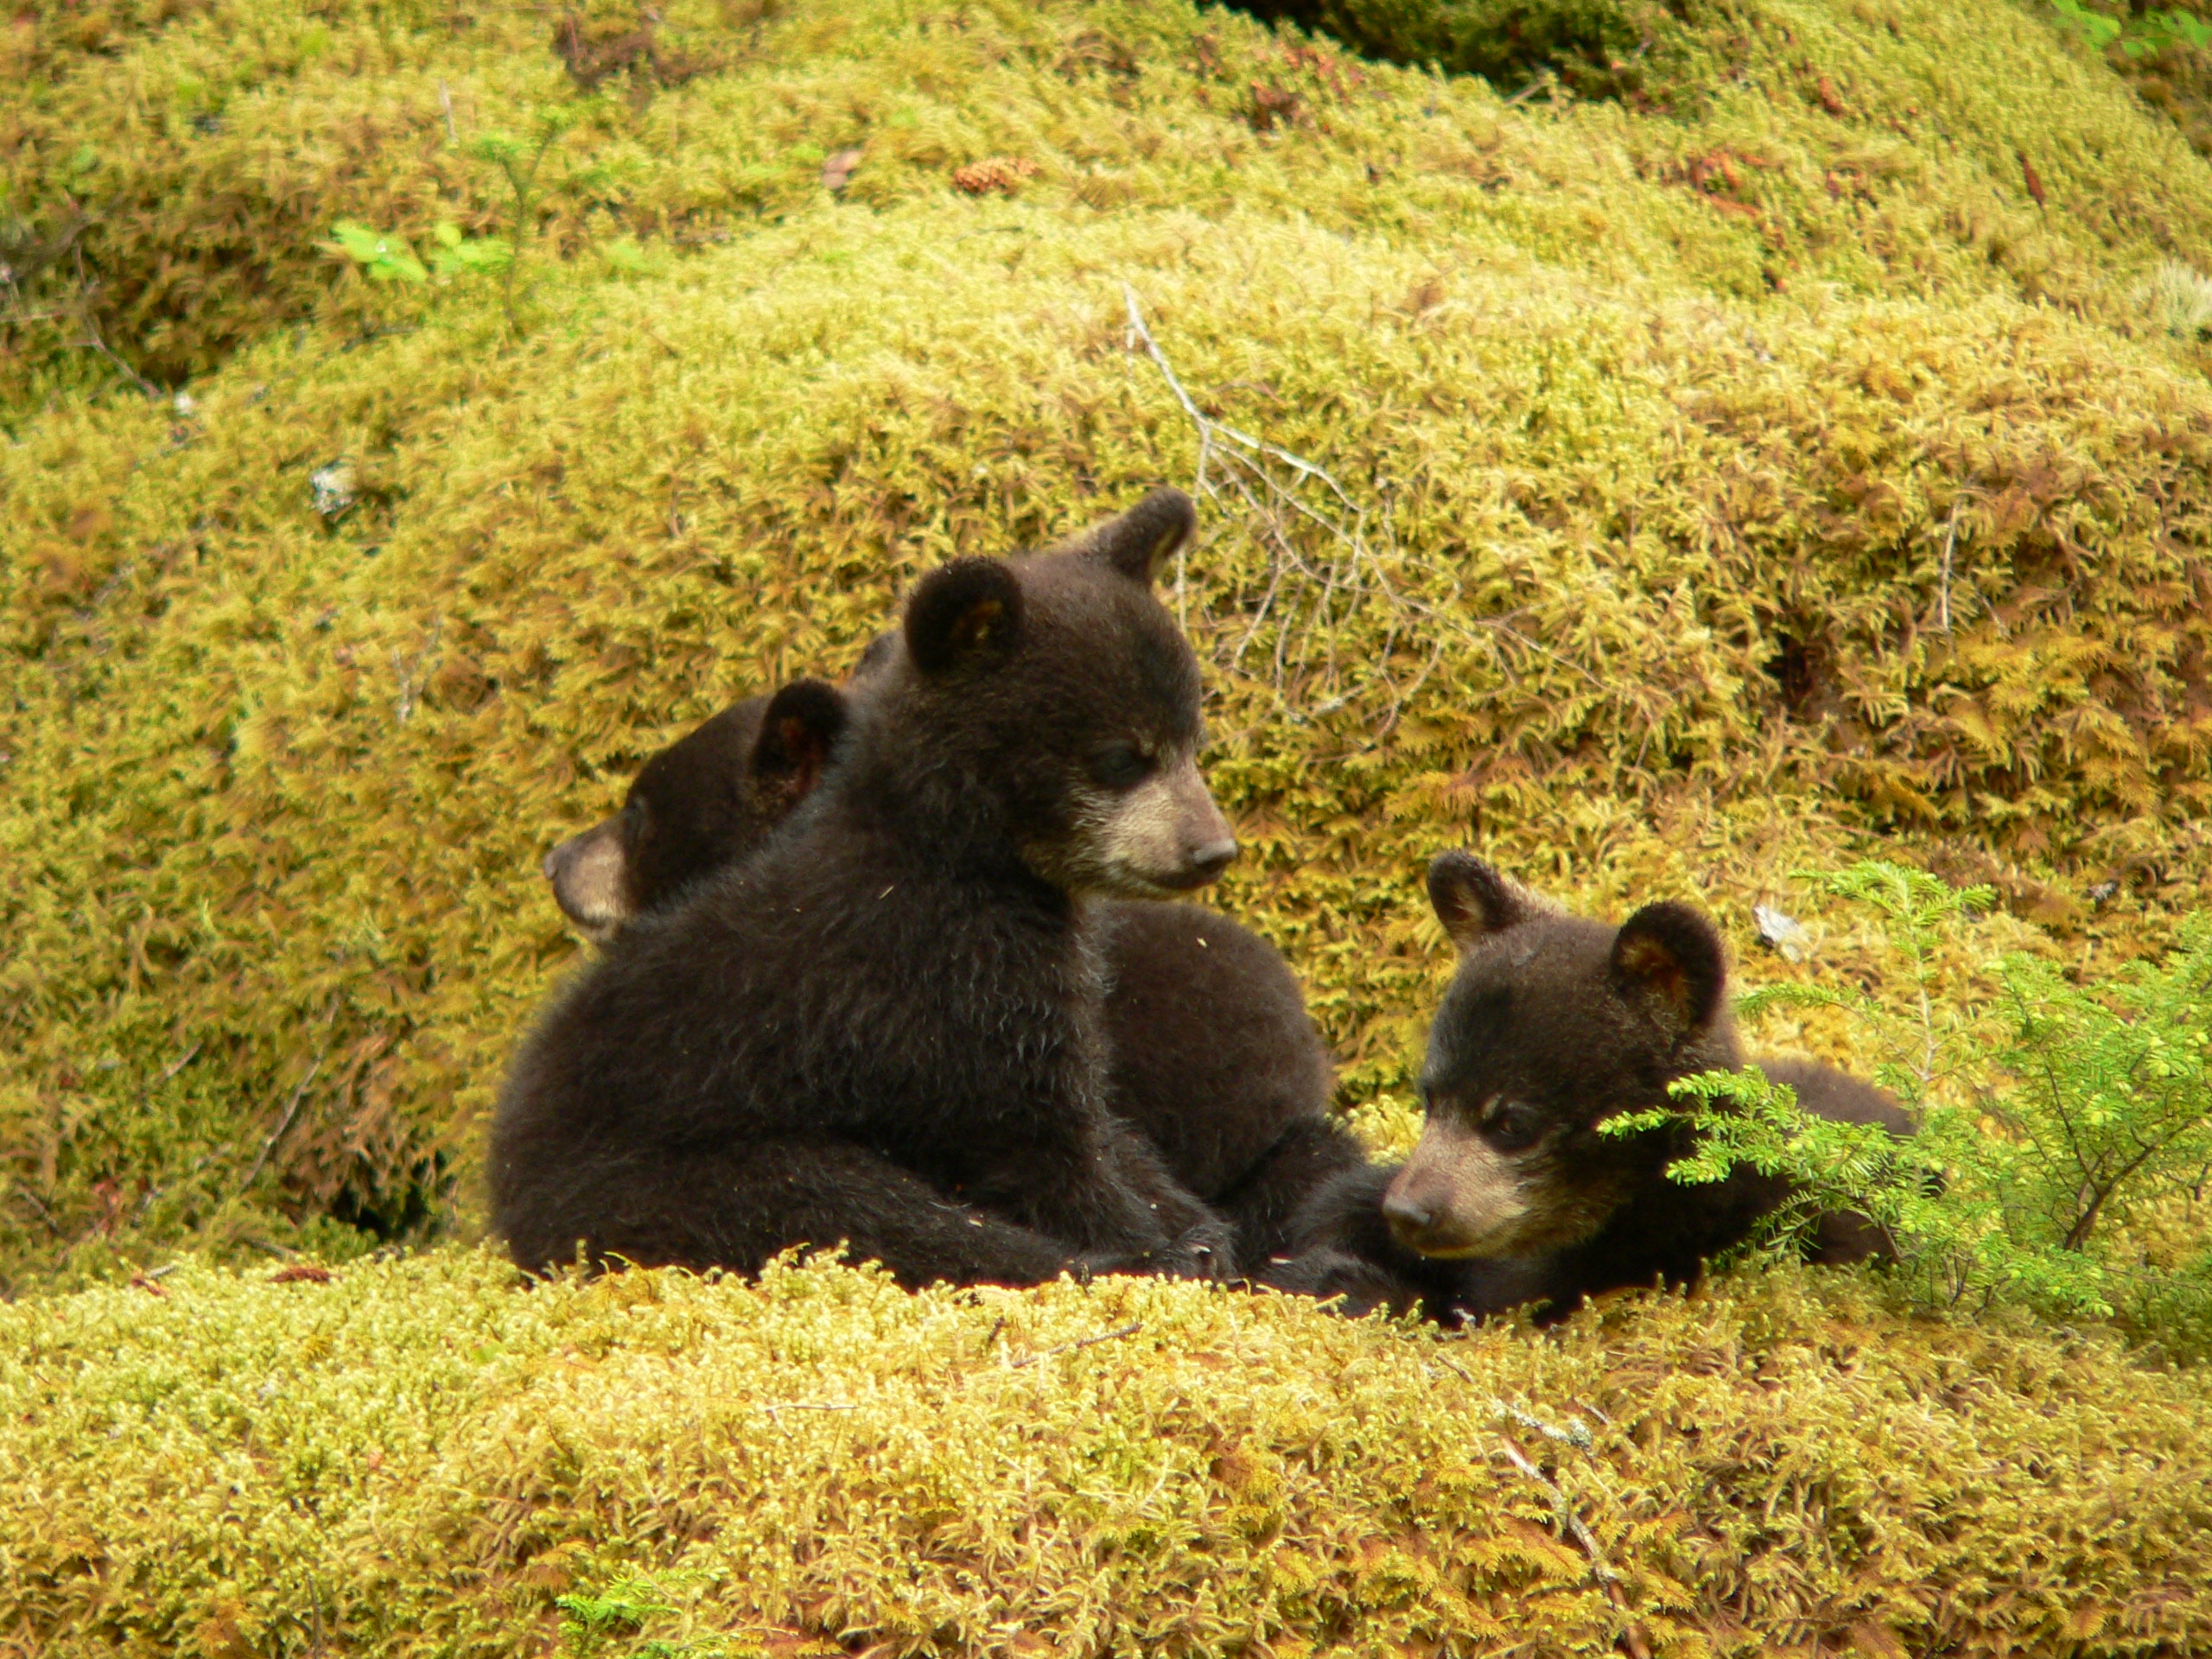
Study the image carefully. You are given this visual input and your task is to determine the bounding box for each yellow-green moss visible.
[5,1,2212,1646]
[7,166,2209,1281]
[0,1250,2207,1658]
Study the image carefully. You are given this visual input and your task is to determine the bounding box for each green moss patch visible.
[6,0,2212,1645]
[2,1251,2208,1656]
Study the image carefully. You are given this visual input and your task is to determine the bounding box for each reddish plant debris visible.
[1246,81,1303,131]
[951,157,1039,196]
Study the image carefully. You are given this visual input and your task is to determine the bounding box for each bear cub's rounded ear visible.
[906,557,1025,677]
[1608,900,1728,1036]
[1085,486,1197,586]
[751,679,849,808]
[1427,851,1526,951]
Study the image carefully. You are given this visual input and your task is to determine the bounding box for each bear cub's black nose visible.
[1381,1189,1433,1236]
[1185,838,1237,880]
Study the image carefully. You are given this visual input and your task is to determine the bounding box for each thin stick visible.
[8,1188,61,1236]
[1008,1319,1141,1369]
[156,1041,204,1085]
[1498,1437,1647,1657]
[241,1055,325,1191]
[1124,285,1590,731]
[438,81,457,144]
[79,315,162,398]
[1936,496,1965,633]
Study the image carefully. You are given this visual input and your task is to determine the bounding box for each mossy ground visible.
[4,0,2212,1649]
[5,1252,2212,1658]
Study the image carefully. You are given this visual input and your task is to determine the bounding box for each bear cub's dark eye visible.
[1090,742,1155,790]
[1483,1101,1543,1154]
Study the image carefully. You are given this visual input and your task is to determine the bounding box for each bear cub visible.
[539,672,1366,1271]
[543,684,845,943]
[1294,853,1914,1319]
[493,489,1248,1288]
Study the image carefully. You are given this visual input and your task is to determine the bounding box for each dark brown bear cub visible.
[491,489,1240,1287]
[1301,854,1912,1318]
[538,678,1366,1269]
[543,683,845,942]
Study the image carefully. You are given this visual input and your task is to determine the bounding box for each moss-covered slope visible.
[4,1254,2210,1658]
[6,0,2212,1282]
[6,0,2212,1649]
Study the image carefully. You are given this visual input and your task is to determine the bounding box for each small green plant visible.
[556,1574,676,1657]
[1606,862,2212,1344]
[2050,0,2124,52]
[332,219,514,286]
[331,106,577,330]
[464,105,582,334]
[2123,7,2212,57]
[2050,2,2212,60]
[429,219,515,279]
[329,220,428,284]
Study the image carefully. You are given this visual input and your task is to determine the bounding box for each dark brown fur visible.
[491,491,1243,1288]
[543,684,846,942]
[537,686,1369,1271]
[1294,855,1915,1319]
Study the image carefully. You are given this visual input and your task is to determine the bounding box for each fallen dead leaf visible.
[951,156,1039,196]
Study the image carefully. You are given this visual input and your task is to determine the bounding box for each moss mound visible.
[7,0,2212,1283]
[3,1252,2209,1657]
[6,0,2212,1644]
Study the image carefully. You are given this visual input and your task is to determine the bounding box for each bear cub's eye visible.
[1090,742,1156,790]
[1482,1101,1543,1154]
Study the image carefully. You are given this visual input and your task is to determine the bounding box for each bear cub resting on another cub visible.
[538,661,1407,1283]
[497,489,1262,1287]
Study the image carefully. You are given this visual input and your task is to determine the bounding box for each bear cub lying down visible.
[496,490,1258,1286]
[543,680,1368,1269]
[1289,854,1913,1319]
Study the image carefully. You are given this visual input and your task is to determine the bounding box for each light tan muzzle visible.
[1382,1115,1534,1258]
[1097,753,1236,892]
[543,819,632,943]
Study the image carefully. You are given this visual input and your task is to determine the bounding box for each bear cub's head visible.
[885,486,1236,898]
[544,488,1235,921]
[543,679,847,939]
[1382,853,1741,1259]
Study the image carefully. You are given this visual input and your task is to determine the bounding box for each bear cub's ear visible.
[750,679,848,810]
[1609,901,1728,1037]
[906,557,1025,677]
[1426,851,1528,951]
[1085,486,1197,586]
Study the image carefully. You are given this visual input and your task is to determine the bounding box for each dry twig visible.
[1122,286,1557,735]
[1008,1319,1142,1369]
[1496,1437,1649,1656]
[1938,498,1962,632]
